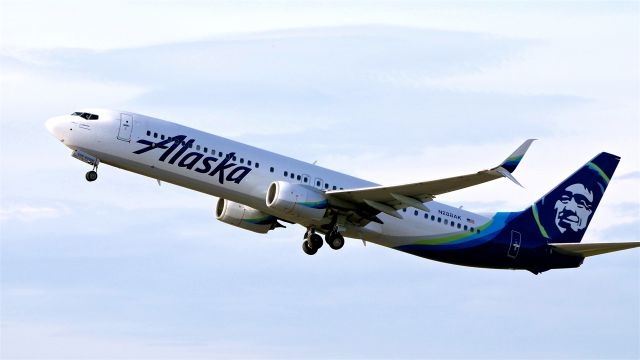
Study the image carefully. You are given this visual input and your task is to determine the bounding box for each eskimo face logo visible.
[133,135,252,185]
[553,183,594,233]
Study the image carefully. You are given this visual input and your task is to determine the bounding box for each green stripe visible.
[588,162,610,184]
[244,215,274,225]
[414,219,493,245]
[532,204,550,239]
[506,154,524,162]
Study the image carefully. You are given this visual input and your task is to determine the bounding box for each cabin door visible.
[117,113,133,142]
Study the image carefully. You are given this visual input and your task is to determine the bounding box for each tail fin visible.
[529,152,620,243]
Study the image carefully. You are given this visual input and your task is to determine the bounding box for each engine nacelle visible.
[215,198,279,234]
[266,181,328,220]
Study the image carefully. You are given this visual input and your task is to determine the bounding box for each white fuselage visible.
[46,109,492,249]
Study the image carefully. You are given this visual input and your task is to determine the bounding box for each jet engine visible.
[215,198,280,234]
[266,181,328,220]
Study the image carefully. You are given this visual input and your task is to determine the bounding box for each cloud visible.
[617,171,640,180]
[596,220,640,242]
[1,7,639,360]
[2,26,562,140]
[0,203,70,222]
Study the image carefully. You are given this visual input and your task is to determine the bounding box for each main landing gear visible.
[302,227,345,255]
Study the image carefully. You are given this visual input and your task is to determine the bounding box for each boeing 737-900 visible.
[45,109,639,274]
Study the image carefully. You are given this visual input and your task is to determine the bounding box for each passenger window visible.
[470,227,474,232]
[304,178,308,183]
[414,210,418,216]
[204,147,208,153]
[402,208,407,212]
[290,173,295,179]
[332,186,336,190]
[438,217,442,223]
[457,223,461,229]
[146,130,151,136]
[477,229,481,234]
[153,132,158,138]
[431,215,435,221]
[248,160,252,166]
[424,214,428,219]
[196,145,201,151]
[189,143,193,148]
[219,152,223,157]
[270,167,274,173]
[464,225,468,231]
[232,156,236,161]
[325,183,329,189]
[255,163,259,168]
[161,135,165,140]
[316,181,321,186]
[297,175,301,180]
[444,219,448,225]
[240,158,244,164]
[284,171,288,177]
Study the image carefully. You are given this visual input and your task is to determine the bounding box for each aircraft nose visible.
[45,116,67,141]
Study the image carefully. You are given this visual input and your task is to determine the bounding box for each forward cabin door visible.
[117,113,133,142]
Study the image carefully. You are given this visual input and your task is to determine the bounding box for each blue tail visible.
[525,152,620,243]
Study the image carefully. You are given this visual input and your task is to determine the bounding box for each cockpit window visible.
[71,112,99,120]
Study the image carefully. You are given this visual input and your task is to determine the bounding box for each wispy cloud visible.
[617,171,640,180]
[0,203,70,222]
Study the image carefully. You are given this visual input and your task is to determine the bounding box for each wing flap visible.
[550,242,640,257]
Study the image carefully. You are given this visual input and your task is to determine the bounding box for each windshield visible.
[71,112,99,120]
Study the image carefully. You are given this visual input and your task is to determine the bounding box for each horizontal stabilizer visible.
[550,242,640,257]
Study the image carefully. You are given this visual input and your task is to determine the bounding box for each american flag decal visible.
[467,218,475,224]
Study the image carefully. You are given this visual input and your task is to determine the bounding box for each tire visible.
[85,170,98,182]
[309,233,323,250]
[327,233,345,250]
[302,240,317,255]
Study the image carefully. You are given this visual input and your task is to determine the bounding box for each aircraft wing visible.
[326,139,536,220]
[550,242,640,257]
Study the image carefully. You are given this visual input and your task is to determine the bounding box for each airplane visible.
[45,109,640,274]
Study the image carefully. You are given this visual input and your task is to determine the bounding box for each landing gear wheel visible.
[309,233,323,250]
[326,232,345,250]
[85,170,98,182]
[302,240,317,255]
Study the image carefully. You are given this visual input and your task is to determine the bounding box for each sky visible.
[1,1,639,359]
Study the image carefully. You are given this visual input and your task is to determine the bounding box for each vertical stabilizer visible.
[528,153,620,243]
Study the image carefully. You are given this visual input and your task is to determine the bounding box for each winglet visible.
[499,139,536,173]
[495,166,524,187]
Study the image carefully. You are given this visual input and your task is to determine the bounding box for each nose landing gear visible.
[85,162,99,182]
[71,150,100,182]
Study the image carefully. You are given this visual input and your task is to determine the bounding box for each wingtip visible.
[499,139,536,173]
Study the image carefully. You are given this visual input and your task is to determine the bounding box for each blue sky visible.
[1,1,639,358]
